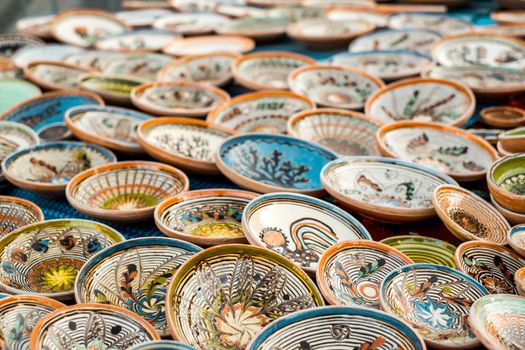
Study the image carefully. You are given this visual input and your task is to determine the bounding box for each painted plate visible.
[163,35,255,56]
[509,224,525,257]
[388,12,472,36]
[23,60,94,90]
[115,8,174,27]
[0,79,41,114]
[63,49,116,71]
[0,33,44,58]
[349,29,442,55]
[101,52,174,80]
[79,74,147,105]
[0,195,43,236]
[326,7,389,27]
[152,13,230,36]
[95,29,177,52]
[11,44,84,68]
[0,121,39,181]
[129,341,197,350]
[217,17,289,41]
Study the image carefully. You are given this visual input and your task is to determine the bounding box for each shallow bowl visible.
[79,73,147,105]
[487,154,525,213]
[349,28,442,55]
[480,106,525,129]
[23,60,94,90]
[0,196,43,237]
[0,121,39,181]
[499,127,525,153]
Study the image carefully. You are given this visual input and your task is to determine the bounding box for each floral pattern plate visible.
[23,60,94,90]
[163,35,255,56]
[0,195,43,237]
[387,12,472,36]
[509,224,525,257]
[94,29,176,52]
[349,29,442,55]
[0,79,41,114]
[101,52,174,80]
[0,121,39,181]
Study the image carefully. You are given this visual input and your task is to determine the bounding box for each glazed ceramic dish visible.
[152,13,230,36]
[65,105,152,155]
[516,267,525,296]
[137,117,234,174]
[321,156,458,223]
[11,44,85,69]
[377,121,498,182]
[380,235,457,268]
[155,189,257,246]
[23,60,93,90]
[95,29,176,52]
[207,91,315,134]
[387,12,472,36]
[487,154,525,214]
[1,141,116,197]
[216,133,337,196]
[66,161,189,222]
[381,263,489,349]
[365,78,475,126]
[481,106,525,129]
[0,121,39,181]
[326,7,389,26]
[163,35,255,56]
[232,52,315,91]
[288,65,385,110]
[116,8,173,28]
[217,17,289,41]
[509,224,525,257]
[166,244,324,349]
[287,109,381,156]
[455,241,525,295]
[0,219,124,300]
[79,74,147,105]
[129,341,197,350]
[247,306,426,350]
[491,194,525,225]
[349,29,442,55]
[131,81,230,117]
[0,195,43,237]
[317,240,413,308]
[0,33,44,58]
[243,193,371,273]
[267,5,324,22]
[499,127,525,153]
[75,237,201,336]
[0,79,41,114]
[63,49,115,71]
[432,185,510,245]
[102,53,174,81]
[30,304,160,349]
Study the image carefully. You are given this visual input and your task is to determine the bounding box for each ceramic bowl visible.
[321,156,458,223]
[0,121,39,181]
[287,109,381,156]
[0,79,41,114]
[75,237,201,336]
[95,29,176,53]
[247,306,426,350]
[380,235,457,268]
[216,133,337,196]
[11,44,85,69]
[381,263,489,349]
[365,78,475,126]
[0,33,44,58]
[152,12,230,36]
[491,194,525,225]
[30,303,160,349]
[289,65,385,110]
[166,244,324,349]
[0,295,65,350]
[455,240,525,294]
[1,141,116,197]
[137,117,234,174]
[480,106,525,129]
[66,161,189,222]
[155,189,257,246]
[0,196,43,237]
[163,35,255,56]
[23,60,94,90]
[387,12,472,36]
[101,53,174,81]
[509,224,525,257]
[0,90,104,141]
[0,219,125,300]
[65,105,152,155]
[499,127,525,154]
[130,341,197,350]
[317,240,412,308]
[432,185,510,245]
[243,192,371,273]
[115,8,173,28]
[377,121,498,182]
[79,73,147,105]
[207,90,315,134]
[51,9,130,48]
[431,33,525,70]
[232,51,315,91]
[217,17,289,41]
[516,267,525,296]
[487,154,525,214]
[131,81,230,117]
[349,29,442,55]
[63,49,115,71]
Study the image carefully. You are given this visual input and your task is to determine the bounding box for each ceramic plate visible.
[207,91,315,134]
[455,241,525,295]
[63,49,116,71]
[0,90,104,141]
[166,244,324,349]
[0,79,41,114]
[0,196,43,236]
[487,154,525,214]
[23,60,94,90]
[75,237,201,336]
[289,65,384,110]
[163,35,255,56]
[388,12,472,36]
[321,156,458,223]
[79,74,147,105]
[0,33,44,58]
[95,29,177,52]
[267,5,324,22]
[349,29,442,55]
[326,7,389,27]
[217,133,337,196]
[116,8,174,27]
[0,121,39,181]
[102,52,174,80]
[0,219,124,300]
[509,224,525,257]
[380,235,457,268]
[152,13,230,36]
[381,263,489,349]
[217,17,289,41]
[243,192,371,273]
[11,44,84,69]
[129,341,197,350]
[377,121,498,182]
[155,189,257,246]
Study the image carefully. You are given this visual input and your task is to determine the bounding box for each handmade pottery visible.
[207,91,315,134]
[492,10,525,24]
[321,156,458,223]
[349,29,442,55]
[0,90,104,141]
[163,35,255,56]
[15,14,55,40]
[0,196,43,236]
[487,154,525,214]
[516,267,525,296]
[95,29,176,53]
[480,106,525,129]
[499,139,520,157]
[431,33,525,70]
[51,9,130,48]
[30,304,160,349]
[0,33,44,58]
[216,133,337,196]
[63,49,116,71]
[365,78,475,126]
[381,263,489,349]
[129,341,197,350]
[377,121,498,182]
[499,127,525,153]
[11,44,85,69]
[166,244,324,349]
[387,12,472,36]
[508,224,525,257]
[102,52,174,81]
[468,128,504,145]
[155,189,257,246]
[380,235,457,268]
[432,185,510,245]
[115,8,174,28]
[317,240,413,308]
[232,52,315,91]
[152,13,230,36]
[491,194,525,225]
[267,5,324,22]
[215,4,267,18]
[65,105,151,155]
[287,109,381,156]
[23,60,94,90]
[217,17,289,41]
[0,79,41,114]
[455,241,525,294]
[326,7,389,27]
[75,237,201,336]
[1,141,116,197]
[289,65,385,110]
[66,161,189,222]
[0,121,39,181]
[79,73,147,105]
[330,50,431,81]
[0,219,124,300]
[124,0,171,9]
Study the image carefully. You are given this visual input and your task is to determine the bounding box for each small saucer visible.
[163,35,255,56]
[95,29,177,52]
[23,60,94,90]
[79,73,147,105]
[0,196,43,236]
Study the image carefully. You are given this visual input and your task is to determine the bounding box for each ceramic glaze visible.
[152,13,230,36]
[79,74,146,104]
